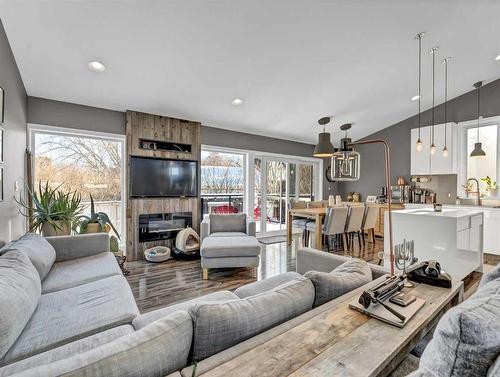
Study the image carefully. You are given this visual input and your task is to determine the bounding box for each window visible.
[200,149,245,214]
[466,124,498,194]
[31,126,125,244]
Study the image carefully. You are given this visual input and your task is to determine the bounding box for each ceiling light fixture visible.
[442,57,451,157]
[495,54,500,61]
[329,123,360,180]
[411,95,420,101]
[429,46,439,155]
[470,81,486,158]
[415,32,425,152]
[313,117,335,158]
[87,61,106,72]
[231,98,244,106]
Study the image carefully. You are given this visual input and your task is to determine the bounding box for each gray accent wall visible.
[336,78,500,201]
[0,20,27,242]
[28,96,125,134]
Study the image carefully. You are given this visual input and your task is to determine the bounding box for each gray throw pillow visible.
[305,258,372,307]
[190,276,314,361]
[412,278,500,377]
[0,250,41,359]
[480,262,500,287]
[3,233,56,280]
[209,214,247,234]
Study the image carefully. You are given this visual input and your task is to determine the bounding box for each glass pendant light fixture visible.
[442,57,451,157]
[429,46,439,155]
[313,116,335,158]
[415,32,425,152]
[470,81,486,158]
[329,123,360,181]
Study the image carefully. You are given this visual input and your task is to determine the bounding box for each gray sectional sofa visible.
[0,233,384,377]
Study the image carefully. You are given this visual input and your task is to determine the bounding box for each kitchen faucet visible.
[467,178,482,206]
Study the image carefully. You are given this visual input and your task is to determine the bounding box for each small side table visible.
[115,255,130,276]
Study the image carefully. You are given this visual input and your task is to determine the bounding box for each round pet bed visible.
[144,246,171,263]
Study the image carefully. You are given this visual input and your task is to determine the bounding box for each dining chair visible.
[305,206,349,252]
[361,205,378,245]
[344,205,365,252]
[289,199,309,244]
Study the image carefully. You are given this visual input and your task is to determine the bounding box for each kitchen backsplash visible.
[414,174,457,204]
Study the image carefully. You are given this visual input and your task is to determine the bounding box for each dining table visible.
[287,207,327,250]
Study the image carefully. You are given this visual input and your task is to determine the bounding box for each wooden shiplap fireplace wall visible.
[125,110,201,261]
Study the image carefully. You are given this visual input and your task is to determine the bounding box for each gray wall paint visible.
[336,78,500,201]
[28,96,125,134]
[27,96,318,158]
[0,20,27,241]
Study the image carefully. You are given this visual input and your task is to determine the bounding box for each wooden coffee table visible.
[200,276,463,377]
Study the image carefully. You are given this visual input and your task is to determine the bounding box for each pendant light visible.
[470,81,486,158]
[313,116,335,158]
[429,46,439,155]
[415,32,425,152]
[329,123,360,181]
[442,57,451,157]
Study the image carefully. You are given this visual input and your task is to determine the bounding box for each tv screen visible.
[130,156,198,198]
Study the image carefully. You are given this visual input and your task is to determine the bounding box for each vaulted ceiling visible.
[2,0,499,142]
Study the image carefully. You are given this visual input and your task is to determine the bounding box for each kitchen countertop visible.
[403,203,500,212]
[394,207,483,218]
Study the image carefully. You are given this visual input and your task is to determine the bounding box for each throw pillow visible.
[480,262,500,287]
[0,250,41,359]
[3,233,56,280]
[305,257,372,307]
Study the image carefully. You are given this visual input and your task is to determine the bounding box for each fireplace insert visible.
[138,212,192,243]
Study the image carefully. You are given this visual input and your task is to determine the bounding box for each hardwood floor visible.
[126,233,385,313]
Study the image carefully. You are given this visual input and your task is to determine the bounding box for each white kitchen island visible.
[385,208,483,280]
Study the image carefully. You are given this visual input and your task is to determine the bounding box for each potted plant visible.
[79,194,121,239]
[17,181,84,236]
[481,176,498,197]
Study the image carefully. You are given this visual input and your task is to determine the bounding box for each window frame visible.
[28,123,127,247]
[457,115,500,197]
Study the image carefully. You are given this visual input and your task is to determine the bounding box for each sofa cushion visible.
[133,290,239,330]
[209,232,248,237]
[234,271,303,298]
[2,234,56,280]
[201,236,260,258]
[410,278,500,377]
[190,276,315,361]
[3,275,139,364]
[42,252,122,293]
[0,251,41,361]
[480,262,500,287]
[0,325,133,376]
[13,311,192,377]
[209,214,246,234]
[304,257,372,307]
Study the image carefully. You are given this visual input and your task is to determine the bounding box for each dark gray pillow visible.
[209,214,247,234]
[412,279,500,377]
[305,258,372,307]
[0,250,41,359]
[480,262,500,287]
[190,276,314,361]
[3,233,56,280]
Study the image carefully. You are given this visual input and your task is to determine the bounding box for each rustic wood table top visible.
[200,276,463,377]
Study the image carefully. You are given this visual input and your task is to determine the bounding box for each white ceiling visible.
[1,0,500,143]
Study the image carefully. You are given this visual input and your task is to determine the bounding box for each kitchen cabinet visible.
[483,209,500,255]
[410,123,457,175]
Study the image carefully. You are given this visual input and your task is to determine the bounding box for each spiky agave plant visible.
[79,194,121,239]
[16,181,85,233]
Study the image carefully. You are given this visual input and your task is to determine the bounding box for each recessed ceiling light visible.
[495,54,500,61]
[231,98,244,106]
[411,95,420,101]
[87,61,106,72]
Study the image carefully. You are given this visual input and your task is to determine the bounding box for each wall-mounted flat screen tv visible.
[130,156,198,198]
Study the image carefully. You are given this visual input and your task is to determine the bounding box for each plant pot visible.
[42,221,71,237]
[85,223,103,234]
[487,188,498,197]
